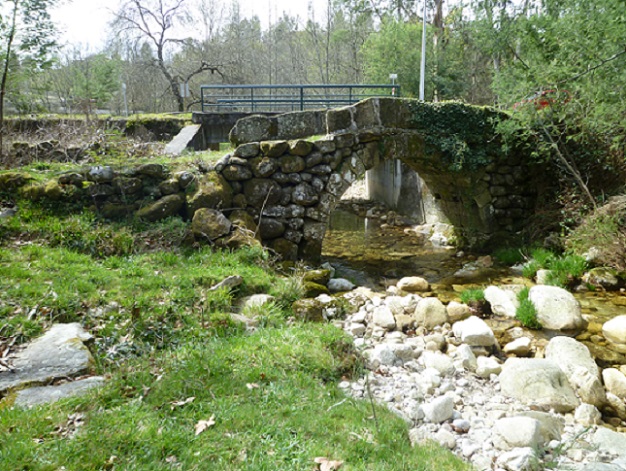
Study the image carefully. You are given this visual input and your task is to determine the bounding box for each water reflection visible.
[322,209,465,288]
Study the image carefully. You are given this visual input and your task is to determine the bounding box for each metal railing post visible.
[300,87,304,111]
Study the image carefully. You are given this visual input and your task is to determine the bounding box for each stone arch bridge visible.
[211,97,539,261]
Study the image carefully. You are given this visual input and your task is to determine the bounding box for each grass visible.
[1,326,467,471]
[521,248,587,288]
[459,288,485,304]
[493,247,525,265]
[516,287,542,330]
[0,146,469,470]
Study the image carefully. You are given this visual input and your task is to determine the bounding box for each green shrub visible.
[521,248,587,288]
[516,288,542,329]
[494,247,525,265]
[459,288,485,304]
[522,259,542,279]
[546,254,588,288]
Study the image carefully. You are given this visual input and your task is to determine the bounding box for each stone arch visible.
[216,98,538,261]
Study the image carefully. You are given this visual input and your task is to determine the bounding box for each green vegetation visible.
[0,159,468,470]
[459,288,485,305]
[516,288,542,330]
[565,199,626,271]
[521,248,587,288]
[493,247,525,265]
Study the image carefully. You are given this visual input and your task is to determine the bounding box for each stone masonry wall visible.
[218,97,540,260]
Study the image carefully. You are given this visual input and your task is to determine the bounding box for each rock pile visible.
[324,277,626,470]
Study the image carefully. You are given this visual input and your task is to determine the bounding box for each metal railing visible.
[199,84,400,113]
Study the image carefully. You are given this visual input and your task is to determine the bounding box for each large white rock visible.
[452,316,497,347]
[591,427,626,458]
[495,447,539,471]
[372,305,396,330]
[499,358,580,412]
[455,343,478,371]
[422,395,455,423]
[606,392,626,420]
[484,285,519,318]
[602,368,626,399]
[603,315,626,354]
[366,344,397,367]
[545,336,600,378]
[503,337,532,357]
[545,336,605,407]
[574,403,602,426]
[421,351,454,375]
[528,285,585,331]
[446,301,471,323]
[0,323,94,395]
[493,417,543,450]
[414,297,448,329]
[397,276,430,292]
[476,356,502,378]
[241,294,276,310]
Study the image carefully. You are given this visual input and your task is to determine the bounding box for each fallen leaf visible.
[246,383,259,390]
[194,416,216,435]
[171,396,195,409]
[314,457,344,471]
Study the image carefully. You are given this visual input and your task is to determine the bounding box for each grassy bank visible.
[0,176,468,470]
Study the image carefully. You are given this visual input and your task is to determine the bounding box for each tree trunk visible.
[0,0,19,160]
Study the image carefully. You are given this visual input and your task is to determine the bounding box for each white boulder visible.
[453,316,497,347]
[397,276,430,292]
[372,305,396,330]
[545,336,605,407]
[414,297,448,329]
[499,358,580,412]
[476,356,502,378]
[495,447,539,471]
[446,301,471,323]
[602,368,626,399]
[504,337,532,357]
[422,395,455,423]
[574,403,602,426]
[484,285,519,318]
[603,315,626,354]
[493,417,543,450]
[528,285,585,331]
[327,278,355,293]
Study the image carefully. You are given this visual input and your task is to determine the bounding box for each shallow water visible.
[322,209,467,288]
[322,208,626,364]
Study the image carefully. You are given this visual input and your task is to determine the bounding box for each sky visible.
[51,0,328,50]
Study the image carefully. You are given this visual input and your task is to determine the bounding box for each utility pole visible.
[419,0,427,101]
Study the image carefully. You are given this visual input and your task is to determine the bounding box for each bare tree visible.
[112,0,222,112]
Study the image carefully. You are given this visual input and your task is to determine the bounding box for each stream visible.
[322,207,626,366]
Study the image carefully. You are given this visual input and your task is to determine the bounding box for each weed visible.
[516,287,542,329]
[459,288,485,304]
[493,247,525,265]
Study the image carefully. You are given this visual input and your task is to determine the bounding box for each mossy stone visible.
[303,281,330,298]
[136,194,185,222]
[292,298,325,322]
[187,173,233,215]
[303,269,332,286]
[44,180,64,200]
[0,172,33,191]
